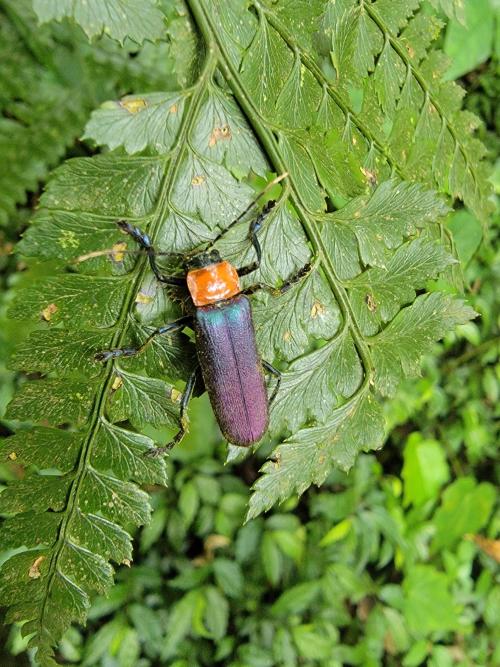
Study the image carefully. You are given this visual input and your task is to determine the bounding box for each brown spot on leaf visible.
[467,534,500,562]
[311,301,326,318]
[28,556,45,579]
[120,97,147,114]
[271,451,282,469]
[356,596,373,621]
[191,175,205,186]
[360,167,377,187]
[208,124,232,147]
[41,303,58,321]
[365,294,377,312]
[204,534,230,560]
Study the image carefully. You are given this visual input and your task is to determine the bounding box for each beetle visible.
[95,177,310,456]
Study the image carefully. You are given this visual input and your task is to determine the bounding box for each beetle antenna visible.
[72,248,183,264]
[230,172,289,227]
[75,173,289,265]
[204,172,289,251]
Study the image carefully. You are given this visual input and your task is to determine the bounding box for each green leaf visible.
[402,433,450,507]
[443,0,495,79]
[371,293,476,397]
[33,0,166,44]
[83,92,186,153]
[248,392,385,519]
[431,478,496,551]
[204,586,229,640]
[348,237,456,335]
[271,581,321,616]
[447,209,483,266]
[106,369,179,429]
[429,0,466,24]
[402,565,460,635]
[213,558,244,598]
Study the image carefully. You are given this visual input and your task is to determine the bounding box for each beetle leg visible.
[242,262,312,297]
[146,366,202,457]
[262,360,281,405]
[236,200,277,277]
[116,220,185,286]
[95,315,193,362]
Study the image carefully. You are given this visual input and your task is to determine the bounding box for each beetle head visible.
[184,248,222,271]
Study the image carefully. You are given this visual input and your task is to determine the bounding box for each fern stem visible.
[36,51,218,639]
[187,0,374,378]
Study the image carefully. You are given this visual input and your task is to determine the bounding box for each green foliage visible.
[443,0,498,79]
[32,0,166,44]
[0,0,496,664]
[0,0,190,227]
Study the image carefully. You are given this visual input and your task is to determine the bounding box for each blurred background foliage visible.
[0,0,499,665]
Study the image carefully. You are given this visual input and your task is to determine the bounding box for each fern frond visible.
[0,0,485,660]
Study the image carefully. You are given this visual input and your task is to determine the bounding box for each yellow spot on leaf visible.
[41,303,58,321]
[169,103,178,113]
[123,559,131,567]
[191,175,205,186]
[112,376,123,391]
[135,292,153,304]
[121,97,147,114]
[208,124,232,147]
[8,451,17,461]
[58,229,79,249]
[111,241,127,262]
[29,556,45,579]
[171,388,182,402]
[311,301,326,318]
[283,330,292,342]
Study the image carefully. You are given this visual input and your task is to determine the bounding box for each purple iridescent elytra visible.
[194,294,268,446]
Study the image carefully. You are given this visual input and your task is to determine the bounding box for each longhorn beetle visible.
[95,175,311,456]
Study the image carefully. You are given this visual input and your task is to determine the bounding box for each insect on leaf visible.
[0,0,487,661]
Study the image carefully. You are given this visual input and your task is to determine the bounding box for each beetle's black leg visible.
[116,220,185,286]
[242,262,312,297]
[236,200,277,277]
[95,315,193,362]
[146,366,202,457]
[262,360,281,405]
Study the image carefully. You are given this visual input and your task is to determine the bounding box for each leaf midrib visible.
[187,0,374,384]
[36,51,217,639]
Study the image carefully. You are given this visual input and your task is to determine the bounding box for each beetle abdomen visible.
[194,295,268,446]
